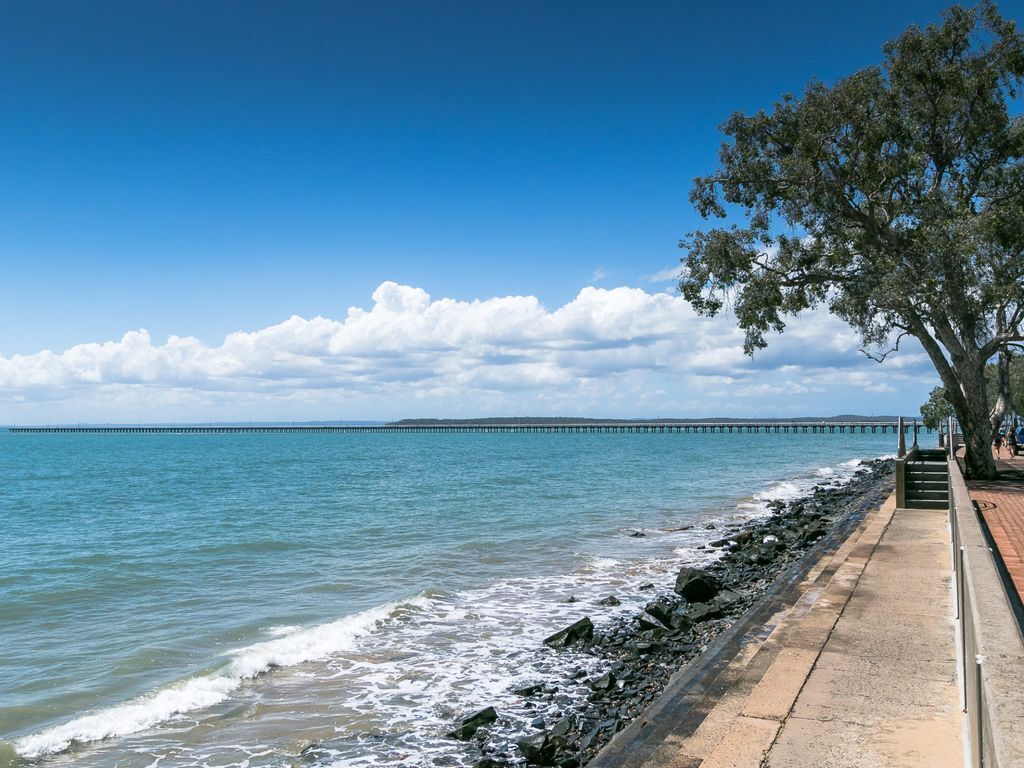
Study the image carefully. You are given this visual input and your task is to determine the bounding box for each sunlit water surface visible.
[0,430,896,767]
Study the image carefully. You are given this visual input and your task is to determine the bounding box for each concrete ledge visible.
[587,487,886,768]
[950,457,1024,768]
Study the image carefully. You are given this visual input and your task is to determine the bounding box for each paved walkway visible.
[968,453,1024,602]
[593,493,963,767]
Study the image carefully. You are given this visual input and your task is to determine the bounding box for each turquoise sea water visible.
[0,430,895,767]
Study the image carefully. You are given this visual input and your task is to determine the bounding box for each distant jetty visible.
[7,417,924,435]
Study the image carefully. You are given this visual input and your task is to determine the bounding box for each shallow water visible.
[0,430,895,766]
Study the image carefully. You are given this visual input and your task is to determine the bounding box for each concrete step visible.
[906,466,948,480]
[906,469,948,478]
[903,499,949,509]
[906,490,949,502]
[907,479,949,491]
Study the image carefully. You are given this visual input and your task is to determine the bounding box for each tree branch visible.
[860,331,910,362]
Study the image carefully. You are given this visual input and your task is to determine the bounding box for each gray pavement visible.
[594,494,964,767]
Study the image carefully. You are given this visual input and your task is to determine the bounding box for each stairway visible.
[903,448,949,509]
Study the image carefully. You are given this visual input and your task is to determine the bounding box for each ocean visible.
[0,429,895,767]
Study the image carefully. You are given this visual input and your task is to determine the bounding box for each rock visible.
[517,730,567,765]
[590,671,616,691]
[684,602,723,623]
[514,683,544,697]
[705,523,716,529]
[665,608,692,631]
[543,617,594,648]
[598,595,621,606]
[628,640,659,654]
[549,716,574,738]
[674,567,720,602]
[566,595,579,603]
[713,589,743,608]
[579,726,602,751]
[447,706,498,740]
[637,613,665,631]
[800,521,828,543]
[638,628,665,642]
[638,582,655,591]
[643,597,678,629]
[474,760,507,768]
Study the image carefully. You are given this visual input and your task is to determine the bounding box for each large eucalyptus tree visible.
[680,2,1024,478]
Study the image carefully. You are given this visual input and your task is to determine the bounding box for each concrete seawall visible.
[590,492,965,767]
[590,445,1024,768]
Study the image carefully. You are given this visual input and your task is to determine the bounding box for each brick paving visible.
[965,449,1024,602]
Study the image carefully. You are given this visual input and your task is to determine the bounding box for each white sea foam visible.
[13,598,424,758]
[264,624,302,638]
[587,556,621,570]
[13,454,889,766]
[738,456,874,519]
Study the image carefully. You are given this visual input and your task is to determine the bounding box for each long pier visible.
[6,421,922,435]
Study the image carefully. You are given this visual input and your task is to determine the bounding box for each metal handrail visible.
[948,456,1024,767]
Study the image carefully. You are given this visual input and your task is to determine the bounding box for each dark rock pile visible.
[457,458,895,767]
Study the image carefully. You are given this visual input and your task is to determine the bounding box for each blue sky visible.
[2,0,1017,422]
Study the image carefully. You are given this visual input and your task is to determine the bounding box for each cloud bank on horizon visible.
[0,281,935,423]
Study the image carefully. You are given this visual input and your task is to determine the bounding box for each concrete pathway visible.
[763,500,962,767]
[593,494,963,767]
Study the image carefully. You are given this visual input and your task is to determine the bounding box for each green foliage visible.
[985,353,1024,414]
[680,2,1024,478]
[920,386,956,430]
[922,355,1024,428]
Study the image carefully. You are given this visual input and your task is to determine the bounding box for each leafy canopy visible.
[920,386,957,429]
[681,2,1024,364]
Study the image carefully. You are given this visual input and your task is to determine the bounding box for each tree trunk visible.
[957,371,998,480]
[961,413,997,479]
[902,316,1001,479]
[990,349,1012,433]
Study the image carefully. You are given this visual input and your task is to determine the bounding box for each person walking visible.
[994,430,1004,459]
[1007,428,1018,458]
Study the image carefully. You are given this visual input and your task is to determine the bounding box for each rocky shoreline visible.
[450,458,896,768]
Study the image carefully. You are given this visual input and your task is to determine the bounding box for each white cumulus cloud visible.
[0,282,936,422]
